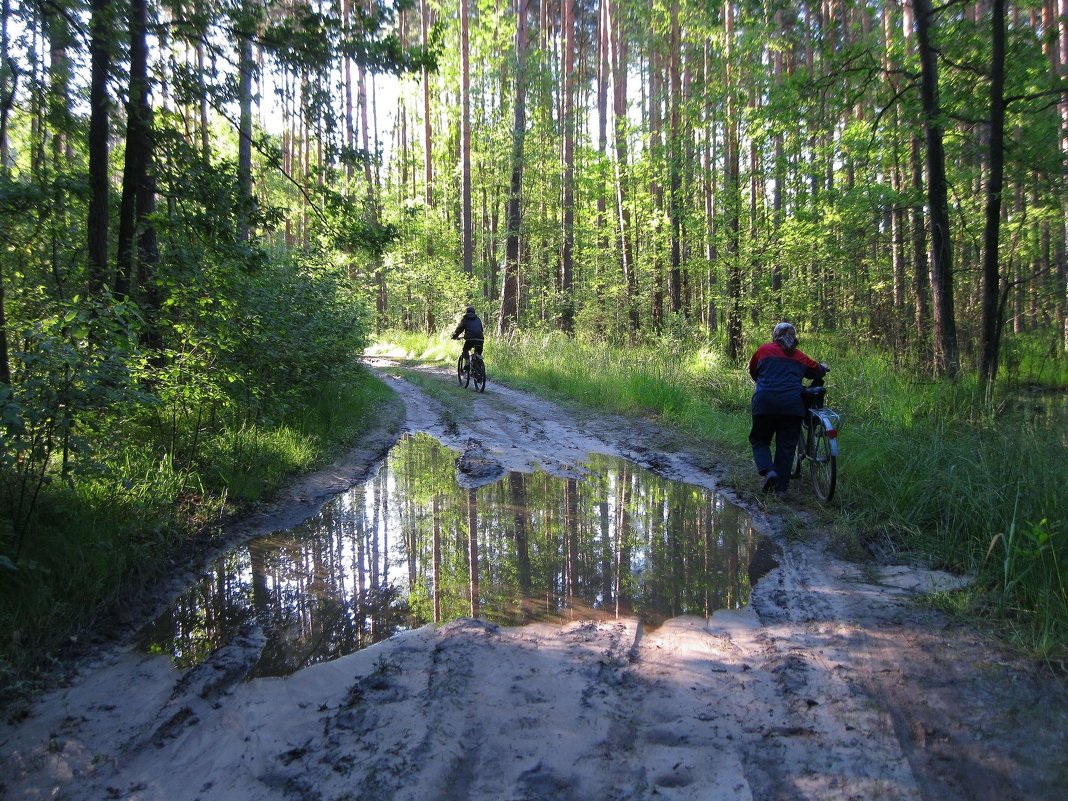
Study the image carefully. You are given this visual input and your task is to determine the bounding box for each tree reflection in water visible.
[140,434,762,677]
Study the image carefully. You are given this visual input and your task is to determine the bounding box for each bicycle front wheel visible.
[808,418,837,502]
[457,354,470,387]
[472,358,486,393]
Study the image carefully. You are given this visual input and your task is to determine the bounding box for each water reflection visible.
[140,434,763,677]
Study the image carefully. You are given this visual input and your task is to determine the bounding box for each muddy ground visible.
[2,360,1066,801]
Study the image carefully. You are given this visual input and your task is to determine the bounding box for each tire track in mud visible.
[740,544,924,801]
[289,619,645,801]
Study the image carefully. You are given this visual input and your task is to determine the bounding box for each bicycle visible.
[791,377,840,501]
[454,341,487,393]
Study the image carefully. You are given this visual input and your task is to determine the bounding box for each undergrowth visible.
[0,368,396,698]
[373,329,1068,661]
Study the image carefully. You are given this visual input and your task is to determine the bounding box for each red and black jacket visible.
[747,342,826,417]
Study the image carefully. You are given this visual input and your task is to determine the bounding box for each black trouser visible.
[749,414,803,491]
[461,339,484,359]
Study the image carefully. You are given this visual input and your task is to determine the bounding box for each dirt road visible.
[2,362,1066,801]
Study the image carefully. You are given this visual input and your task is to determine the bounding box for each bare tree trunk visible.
[913,0,960,377]
[667,0,682,315]
[724,0,743,362]
[499,0,529,335]
[116,0,153,300]
[237,3,255,243]
[0,0,14,383]
[343,0,354,181]
[1059,0,1068,349]
[609,0,638,335]
[87,0,112,294]
[461,0,473,275]
[771,10,785,312]
[884,0,906,349]
[197,0,210,163]
[0,0,13,175]
[596,0,609,297]
[422,0,433,205]
[703,40,717,333]
[649,47,665,331]
[560,0,575,331]
[979,0,1006,387]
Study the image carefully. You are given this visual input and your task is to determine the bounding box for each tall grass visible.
[0,368,397,697]
[375,329,1068,659]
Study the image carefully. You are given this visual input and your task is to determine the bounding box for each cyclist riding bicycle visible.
[451,305,485,368]
[747,322,828,498]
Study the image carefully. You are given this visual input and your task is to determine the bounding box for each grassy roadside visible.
[372,330,1068,662]
[0,367,398,700]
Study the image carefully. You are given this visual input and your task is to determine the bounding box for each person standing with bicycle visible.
[451,305,485,367]
[748,322,828,497]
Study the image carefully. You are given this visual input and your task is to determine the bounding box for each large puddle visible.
[140,434,767,677]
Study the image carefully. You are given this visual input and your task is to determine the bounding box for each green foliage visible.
[0,368,395,694]
[224,256,372,416]
[0,300,149,557]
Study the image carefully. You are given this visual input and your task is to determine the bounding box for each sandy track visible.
[2,364,1066,801]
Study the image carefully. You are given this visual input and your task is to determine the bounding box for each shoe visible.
[761,471,778,493]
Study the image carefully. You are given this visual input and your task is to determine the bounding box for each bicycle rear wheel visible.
[808,418,837,501]
[472,357,486,393]
[457,354,470,387]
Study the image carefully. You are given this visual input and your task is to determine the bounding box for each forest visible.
[1,0,1067,690]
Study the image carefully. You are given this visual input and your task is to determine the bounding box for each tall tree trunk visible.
[115,0,154,300]
[609,0,638,335]
[596,0,609,300]
[461,0,474,275]
[910,137,930,351]
[979,0,1006,387]
[913,0,960,376]
[45,1,72,168]
[703,40,717,333]
[560,0,576,332]
[667,0,682,315]
[355,5,386,325]
[649,48,665,330]
[0,0,13,383]
[236,3,255,243]
[0,259,8,383]
[884,1,905,348]
[724,0,743,362]
[0,0,14,175]
[1059,0,1068,349]
[421,0,433,205]
[343,0,355,181]
[771,10,785,311]
[499,0,529,335]
[197,1,210,163]
[87,0,112,294]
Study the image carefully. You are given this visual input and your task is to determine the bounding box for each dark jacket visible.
[453,311,484,342]
[748,342,826,417]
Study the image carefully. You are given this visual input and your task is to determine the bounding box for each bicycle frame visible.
[794,378,840,502]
